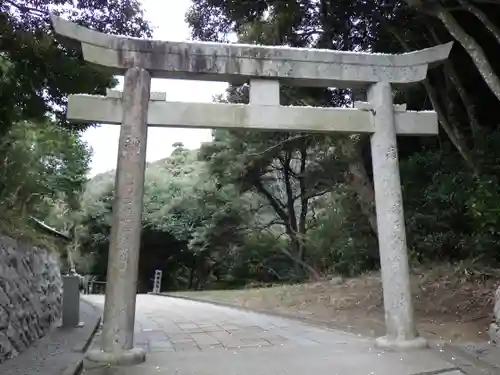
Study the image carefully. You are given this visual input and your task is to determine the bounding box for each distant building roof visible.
[29,216,72,242]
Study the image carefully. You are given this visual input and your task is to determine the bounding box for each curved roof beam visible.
[50,15,452,87]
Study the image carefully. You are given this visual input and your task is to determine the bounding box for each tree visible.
[186,0,500,268]
[200,81,358,279]
[404,0,500,103]
[0,118,91,257]
[0,0,152,135]
[75,0,500,293]
[76,148,252,290]
[0,120,91,215]
[0,0,151,262]
[189,2,382,277]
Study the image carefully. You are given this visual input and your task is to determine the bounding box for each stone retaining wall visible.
[0,235,62,363]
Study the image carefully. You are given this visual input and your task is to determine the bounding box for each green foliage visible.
[76,147,253,289]
[0,0,152,135]
[401,130,500,265]
[73,0,500,292]
[0,119,91,251]
[305,190,378,277]
[0,0,151,258]
[0,120,91,215]
[181,0,500,280]
[199,82,353,280]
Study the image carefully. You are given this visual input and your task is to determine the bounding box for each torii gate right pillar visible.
[369,82,426,349]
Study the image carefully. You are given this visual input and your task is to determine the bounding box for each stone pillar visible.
[368,81,427,350]
[86,67,151,366]
[488,286,500,344]
[62,275,81,328]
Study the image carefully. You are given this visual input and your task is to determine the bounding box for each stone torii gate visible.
[51,15,452,365]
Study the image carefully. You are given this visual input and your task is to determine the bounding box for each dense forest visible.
[2,0,500,294]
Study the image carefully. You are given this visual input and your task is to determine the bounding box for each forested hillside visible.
[3,0,500,298]
[70,0,500,293]
[0,0,151,258]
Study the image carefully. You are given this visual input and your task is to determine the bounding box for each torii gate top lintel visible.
[50,15,452,88]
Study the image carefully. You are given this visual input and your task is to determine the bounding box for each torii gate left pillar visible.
[95,67,151,365]
[51,15,452,365]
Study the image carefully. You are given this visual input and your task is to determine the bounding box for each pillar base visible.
[488,322,500,345]
[375,335,428,351]
[85,347,146,366]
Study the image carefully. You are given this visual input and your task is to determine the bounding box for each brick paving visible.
[82,294,463,375]
[86,294,366,354]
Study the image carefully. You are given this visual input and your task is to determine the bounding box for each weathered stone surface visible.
[488,286,500,344]
[81,295,458,375]
[493,286,500,322]
[368,82,424,348]
[106,89,165,101]
[62,276,80,327]
[50,7,453,358]
[96,67,150,362]
[50,15,453,87]
[67,94,439,136]
[0,235,62,364]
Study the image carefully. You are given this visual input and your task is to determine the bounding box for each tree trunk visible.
[297,143,309,263]
[443,61,480,136]
[442,73,474,159]
[339,137,378,235]
[290,234,304,278]
[188,268,194,289]
[282,151,299,238]
[386,21,480,176]
[432,4,500,103]
[254,177,318,280]
[67,224,77,272]
[458,0,500,45]
[195,255,208,290]
[424,77,479,176]
[427,25,480,136]
[280,243,321,281]
[281,151,304,278]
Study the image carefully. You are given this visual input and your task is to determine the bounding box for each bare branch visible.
[279,247,320,281]
[458,0,500,45]
[247,134,311,158]
[2,0,47,17]
[293,189,330,202]
[380,14,479,176]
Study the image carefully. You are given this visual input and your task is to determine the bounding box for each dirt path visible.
[172,264,498,344]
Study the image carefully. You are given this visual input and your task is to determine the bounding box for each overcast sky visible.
[81,0,228,176]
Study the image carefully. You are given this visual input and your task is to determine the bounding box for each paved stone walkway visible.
[0,298,101,375]
[83,294,463,375]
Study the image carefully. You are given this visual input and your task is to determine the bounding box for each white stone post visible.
[86,67,151,365]
[152,269,162,294]
[368,81,427,350]
[62,275,81,328]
